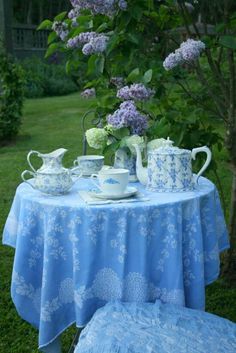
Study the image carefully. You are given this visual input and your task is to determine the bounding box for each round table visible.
[2,177,229,351]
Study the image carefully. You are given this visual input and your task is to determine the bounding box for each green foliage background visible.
[0,53,25,142]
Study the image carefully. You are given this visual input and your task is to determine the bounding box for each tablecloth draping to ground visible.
[2,177,229,350]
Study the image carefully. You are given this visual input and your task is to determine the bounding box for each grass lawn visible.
[0,93,236,352]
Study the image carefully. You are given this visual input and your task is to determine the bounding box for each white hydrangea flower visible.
[85,128,108,149]
[147,138,172,152]
[122,135,145,155]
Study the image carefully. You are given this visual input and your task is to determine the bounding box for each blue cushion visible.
[75,301,236,353]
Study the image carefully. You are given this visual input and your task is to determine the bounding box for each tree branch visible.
[195,61,227,121]
[174,77,221,117]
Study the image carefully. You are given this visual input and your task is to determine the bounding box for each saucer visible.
[92,187,138,200]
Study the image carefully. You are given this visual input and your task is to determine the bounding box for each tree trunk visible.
[223,123,236,284]
[26,0,32,24]
[223,169,236,284]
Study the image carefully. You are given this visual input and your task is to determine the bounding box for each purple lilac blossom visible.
[180,39,205,61]
[117,83,155,101]
[163,38,205,70]
[163,50,183,70]
[69,0,127,17]
[107,100,148,135]
[52,21,69,41]
[67,32,108,54]
[81,88,96,99]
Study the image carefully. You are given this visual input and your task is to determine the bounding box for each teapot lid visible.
[149,138,191,155]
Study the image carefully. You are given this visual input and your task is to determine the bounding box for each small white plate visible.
[92,187,138,200]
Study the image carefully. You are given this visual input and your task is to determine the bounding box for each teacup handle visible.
[27,150,40,172]
[191,146,212,184]
[90,174,103,192]
[21,170,36,189]
[73,159,79,167]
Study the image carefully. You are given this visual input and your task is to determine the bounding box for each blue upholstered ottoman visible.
[75,301,236,353]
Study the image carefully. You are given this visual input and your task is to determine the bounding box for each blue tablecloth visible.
[2,177,229,350]
[75,301,236,353]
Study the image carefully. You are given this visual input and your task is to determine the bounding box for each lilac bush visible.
[107,100,148,135]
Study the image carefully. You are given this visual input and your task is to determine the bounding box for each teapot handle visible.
[191,146,212,184]
[27,150,40,172]
[21,170,36,189]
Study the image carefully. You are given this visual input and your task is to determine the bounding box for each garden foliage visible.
[19,56,78,98]
[0,53,25,142]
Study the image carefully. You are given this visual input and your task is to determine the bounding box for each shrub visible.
[0,53,25,142]
[19,56,78,98]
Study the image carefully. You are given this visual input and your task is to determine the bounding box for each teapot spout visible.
[133,144,148,185]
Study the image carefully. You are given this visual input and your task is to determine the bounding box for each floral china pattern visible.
[147,150,195,192]
[2,177,229,349]
[75,158,104,175]
[103,178,120,185]
[114,147,137,181]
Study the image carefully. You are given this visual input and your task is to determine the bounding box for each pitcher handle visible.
[191,146,212,184]
[27,150,40,172]
[21,170,36,189]
[90,174,103,192]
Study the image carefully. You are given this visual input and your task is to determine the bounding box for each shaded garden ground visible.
[0,93,236,353]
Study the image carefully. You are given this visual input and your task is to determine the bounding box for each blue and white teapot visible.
[133,139,212,192]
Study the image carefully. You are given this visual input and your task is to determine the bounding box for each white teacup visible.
[91,168,129,195]
[74,155,104,175]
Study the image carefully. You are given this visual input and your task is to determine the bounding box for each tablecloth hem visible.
[38,319,76,349]
[219,244,230,253]
[205,272,220,286]
[2,239,16,249]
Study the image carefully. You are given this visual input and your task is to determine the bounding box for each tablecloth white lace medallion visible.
[2,177,229,352]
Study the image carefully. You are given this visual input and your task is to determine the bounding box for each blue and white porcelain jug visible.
[133,139,212,192]
[21,148,81,195]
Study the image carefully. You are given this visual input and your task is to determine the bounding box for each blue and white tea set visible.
[21,138,212,198]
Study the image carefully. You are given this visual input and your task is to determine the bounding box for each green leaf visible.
[95,56,105,74]
[97,23,109,32]
[127,33,139,45]
[87,55,97,75]
[65,60,73,75]
[219,35,236,49]
[127,68,140,82]
[45,43,60,58]
[103,141,121,156]
[143,69,153,83]
[54,11,67,22]
[47,31,57,45]
[110,127,130,140]
[37,19,52,30]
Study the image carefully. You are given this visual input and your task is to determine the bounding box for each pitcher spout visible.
[133,144,148,185]
[41,148,68,159]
